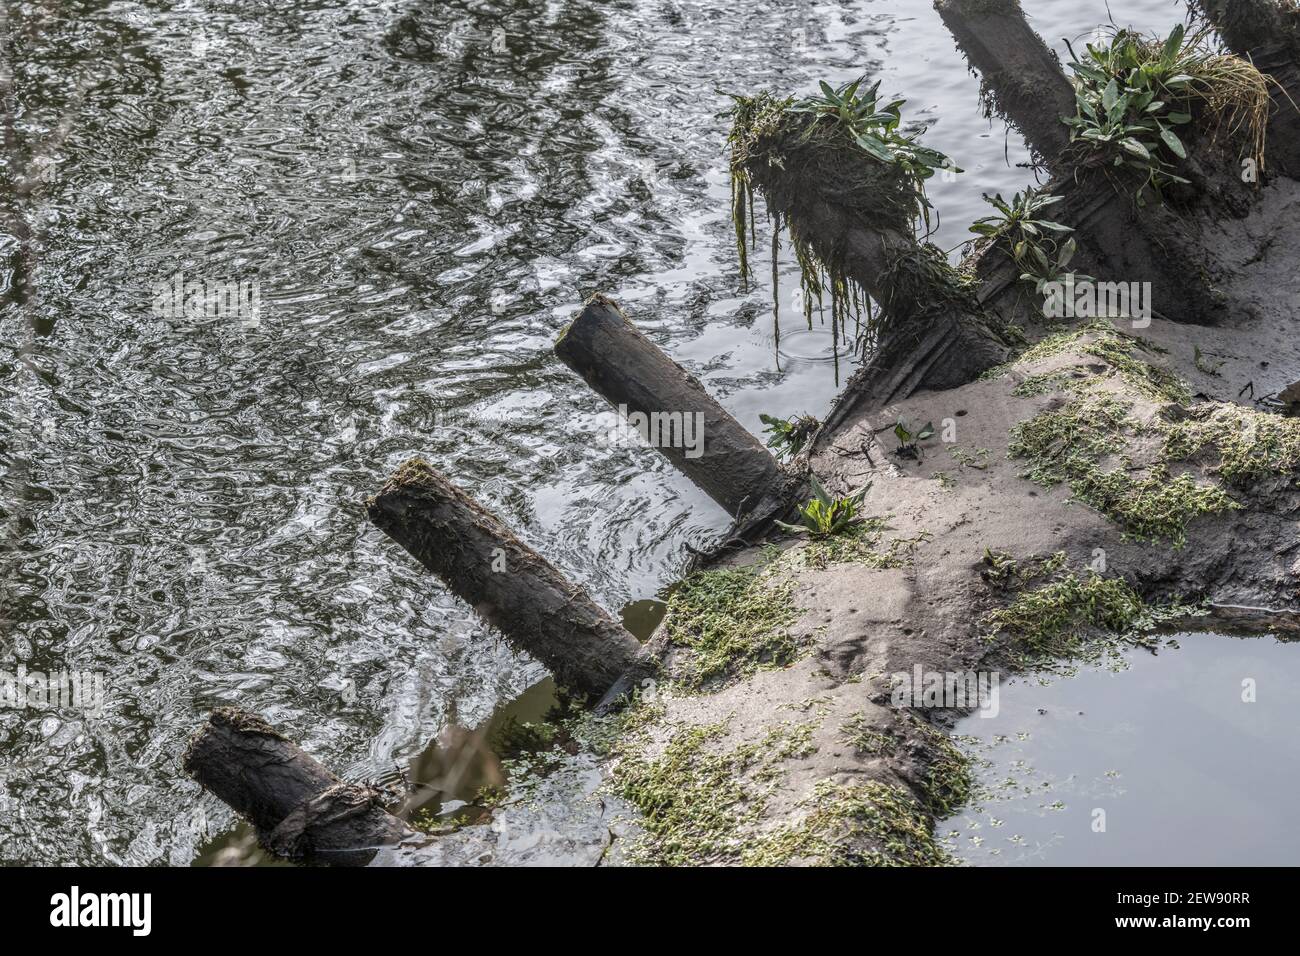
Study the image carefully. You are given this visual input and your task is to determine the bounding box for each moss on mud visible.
[612,720,766,865]
[607,697,958,866]
[611,712,828,865]
[985,320,1188,403]
[1007,394,1238,544]
[789,517,926,571]
[843,713,902,756]
[1162,403,1300,488]
[906,713,974,817]
[662,563,801,690]
[992,322,1295,544]
[982,565,1198,666]
[742,780,954,866]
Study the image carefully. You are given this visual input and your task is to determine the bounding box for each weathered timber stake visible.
[555,294,788,519]
[742,165,1010,423]
[183,707,414,865]
[1192,0,1294,62]
[1193,0,1300,176]
[367,457,652,700]
[935,0,1074,166]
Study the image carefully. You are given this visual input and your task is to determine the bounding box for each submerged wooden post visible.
[183,708,414,865]
[935,0,1074,166]
[554,295,786,519]
[367,458,651,700]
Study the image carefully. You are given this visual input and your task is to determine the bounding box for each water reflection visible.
[946,632,1300,866]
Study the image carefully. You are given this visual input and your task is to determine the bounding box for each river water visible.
[1,0,1179,865]
[945,632,1300,866]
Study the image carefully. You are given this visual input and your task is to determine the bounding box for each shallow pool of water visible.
[944,632,1300,866]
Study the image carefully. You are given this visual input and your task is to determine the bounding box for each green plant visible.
[969,190,1088,291]
[759,412,820,459]
[1063,23,1270,203]
[1193,345,1225,376]
[980,548,1019,588]
[893,419,934,459]
[786,76,959,230]
[777,476,869,537]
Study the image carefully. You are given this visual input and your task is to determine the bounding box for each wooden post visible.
[1191,0,1293,57]
[183,708,414,865]
[367,458,653,700]
[738,157,1011,408]
[935,0,1075,166]
[554,295,786,519]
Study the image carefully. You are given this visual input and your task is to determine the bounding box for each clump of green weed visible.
[662,564,801,689]
[726,78,974,356]
[742,780,955,866]
[777,476,870,537]
[984,567,1195,665]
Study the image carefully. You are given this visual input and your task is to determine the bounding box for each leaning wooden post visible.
[1191,0,1294,59]
[729,104,1010,435]
[183,707,415,865]
[935,0,1075,166]
[367,458,652,701]
[554,295,787,520]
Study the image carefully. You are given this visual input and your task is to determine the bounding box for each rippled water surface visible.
[1,0,1179,864]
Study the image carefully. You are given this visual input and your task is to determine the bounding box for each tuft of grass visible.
[662,565,801,690]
